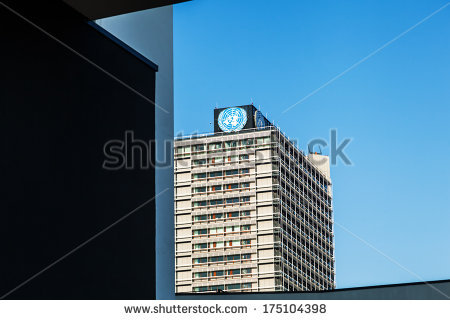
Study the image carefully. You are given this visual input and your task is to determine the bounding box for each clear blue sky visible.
[174,0,450,288]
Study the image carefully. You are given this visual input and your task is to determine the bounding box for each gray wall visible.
[97,6,175,299]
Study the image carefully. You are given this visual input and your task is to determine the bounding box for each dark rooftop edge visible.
[176,279,450,296]
[87,21,159,72]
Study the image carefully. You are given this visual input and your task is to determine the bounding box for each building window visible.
[226,197,239,204]
[241,211,251,217]
[240,154,249,160]
[193,229,208,236]
[256,137,270,144]
[210,199,223,205]
[193,187,206,193]
[226,283,241,290]
[241,239,251,246]
[192,257,207,264]
[193,243,207,250]
[225,169,238,176]
[241,196,250,203]
[193,286,208,292]
[225,141,237,148]
[241,225,250,231]
[210,241,224,248]
[192,144,205,151]
[208,143,222,150]
[176,146,191,154]
[211,270,224,277]
[209,227,223,235]
[192,173,206,179]
[240,168,249,174]
[209,171,223,177]
[209,157,223,164]
[242,268,252,274]
[192,201,207,207]
[209,285,224,292]
[209,256,224,263]
[193,159,206,165]
[209,213,223,220]
[211,185,222,191]
[193,272,207,278]
[241,254,251,260]
[227,212,239,218]
[227,254,240,261]
[193,215,207,221]
[227,240,240,247]
[227,269,240,275]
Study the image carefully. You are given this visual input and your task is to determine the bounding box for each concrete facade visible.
[174,126,335,293]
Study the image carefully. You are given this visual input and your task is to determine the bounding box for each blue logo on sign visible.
[255,110,266,129]
[218,107,247,132]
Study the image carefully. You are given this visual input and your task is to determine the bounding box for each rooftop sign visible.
[217,107,248,132]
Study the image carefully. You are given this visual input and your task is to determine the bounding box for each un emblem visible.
[218,107,248,132]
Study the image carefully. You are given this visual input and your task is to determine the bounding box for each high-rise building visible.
[174,105,335,293]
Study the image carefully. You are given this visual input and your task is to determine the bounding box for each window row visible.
[192,197,251,207]
[193,183,250,193]
[176,137,271,154]
[192,211,251,222]
[192,154,249,166]
[193,253,251,265]
[193,239,251,250]
[192,168,249,180]
[193,282,252,292]
[193,225,251,236]
[193,268,253,278]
